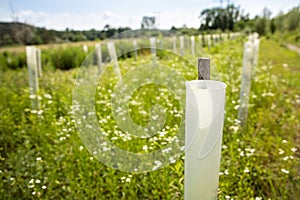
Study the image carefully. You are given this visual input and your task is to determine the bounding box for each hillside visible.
[0,22,131,47]
[0,22,60,46]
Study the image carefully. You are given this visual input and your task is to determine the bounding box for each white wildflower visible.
[239,151,244,157]
[162,147,172,153]
[125,177,131,182]
[37,110,43,115]
[291,147,297,153]
[29,94,36,99]
[36,157,42,161]
[282,140,288,144]
[283,156,289,161]
[44,94,52,99]
[102,147,110,151]
[278,148,285,155]
[142,145,148,151]
[281,169,289,174]
[224,169,229,175]
[243,167,250,173]
[229,125,239,132]
[169,157,176,163]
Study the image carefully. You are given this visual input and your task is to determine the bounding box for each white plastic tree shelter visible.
[172,36,177,53]
[238,34,260,126]
[185,58,226,199]
[251,33,260,73]
[191,36,195,56]
[95,43,103,72]
[26,46,39,109]
[216,34,220,44]
[180,36,184,56]
[107,41,122,79]
[133,40,138,61]
[158,39,163,49]
[83,45,88,53]
[212,34,216,46]
[221,33,228,42]
[198,35,203,47]
[150,37,157,67]
[238,41,255,126]
[205,35,211,49]
[36,48,42,77]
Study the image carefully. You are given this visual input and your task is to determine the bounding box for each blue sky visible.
[0,0,299,30]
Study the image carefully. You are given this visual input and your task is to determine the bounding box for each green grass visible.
[0,37,299,199]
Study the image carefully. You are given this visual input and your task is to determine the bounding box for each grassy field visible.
[0,37,299,199]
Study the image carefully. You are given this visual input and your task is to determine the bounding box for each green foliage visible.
[252,7,273,36]
[48,47,87,70]
[286,7,300,31]
[254,17,267,35]
[0,37,299,199]
[0,51,26,70]
[0,22,133,47]
[209,38,300,199]
[199,4,249,31]
[273,6,300,38]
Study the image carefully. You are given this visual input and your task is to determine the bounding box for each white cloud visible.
[158,10,200,29]
[11,9,201,30]
[103,11,114,19]
[13,10,103,30]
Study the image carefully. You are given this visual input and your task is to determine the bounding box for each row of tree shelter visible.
[26,31,259,127]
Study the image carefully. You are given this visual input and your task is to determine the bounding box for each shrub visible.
[0,51,26,70]
[49,47,86,70]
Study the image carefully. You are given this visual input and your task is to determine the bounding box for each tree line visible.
[0,23,131,47]
[196,4,300,36]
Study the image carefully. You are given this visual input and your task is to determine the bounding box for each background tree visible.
[286,7,300,31]
[199,4,249,31]
[254,7,272,35]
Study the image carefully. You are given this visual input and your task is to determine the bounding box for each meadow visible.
[0,35,299,199]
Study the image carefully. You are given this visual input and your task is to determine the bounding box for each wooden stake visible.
[198,58,210,80]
